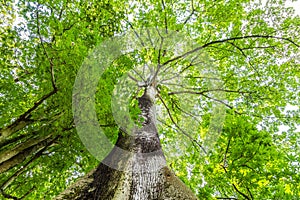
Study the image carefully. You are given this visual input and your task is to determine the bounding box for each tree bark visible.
[55,86,198,200]
[0,134,54,173]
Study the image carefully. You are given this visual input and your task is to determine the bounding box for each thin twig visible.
[161,0,168,34]
[157,94,207,154]
[183,0,195,25]
[36,5,57,91]
[222,166,251,200]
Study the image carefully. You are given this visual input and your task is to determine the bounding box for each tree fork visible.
[55,86,198,199]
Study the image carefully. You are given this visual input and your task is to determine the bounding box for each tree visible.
[1,0,300,199]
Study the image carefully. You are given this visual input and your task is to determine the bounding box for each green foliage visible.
[1,0,299,199]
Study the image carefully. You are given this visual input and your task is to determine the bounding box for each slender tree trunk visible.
[55,86,198,200]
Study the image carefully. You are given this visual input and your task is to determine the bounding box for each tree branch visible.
[161,0,168,34]
[246,187,254,200]
[1,136,58,190]
[0,134,55,174]
[127,21,145,47]
[200,93,242,115]
[168,88,253,96]
[0,134,53,165]
[222,166,251,200]
[36,4,57,91]
[163,35,299,66]
[171,99,202,123]
[157,94,207,154]
[0,89,57,142]
[223,137,231,168]
[0,190,19,200]
[183,0,195,25]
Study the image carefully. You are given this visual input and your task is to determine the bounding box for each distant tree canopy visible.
[0,0,299,199]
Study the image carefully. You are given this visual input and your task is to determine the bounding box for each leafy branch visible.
[157,94,207,154]
[0,136,58,199]
[161,0,168,33]
[36,4,57,91]
[222,165,252,200]
[162,35,300,66]
[182,0,195,25]
[0,4,62,142]
[168,88,254,96]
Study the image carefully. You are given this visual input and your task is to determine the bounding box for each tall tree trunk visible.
[55,86,198,200]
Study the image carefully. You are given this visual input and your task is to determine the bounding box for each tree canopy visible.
[0,0,299,199]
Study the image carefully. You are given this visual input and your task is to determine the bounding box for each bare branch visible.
[132,68,146,82]
[200,93,237,112]
[171,99,203,123]
[227,41,262,82]
[146,29,154,47]
[243,45,276,50]
[184,76,221,81]
[158,56,199,84]
[231,183,251,200]
[168,90,206,95]
[127,21,145,47]
[128,73,139,83]
[223,137,231,168]
[228,42,247,57]
[159,72,181,83]
[156,26,165,66]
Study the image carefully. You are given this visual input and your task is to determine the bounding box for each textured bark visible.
[0,120,32,143]
[0,135,54,173]
[0,134,52,164]
[55,87,198,200]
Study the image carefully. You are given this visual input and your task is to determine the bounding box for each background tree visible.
[1,0,299,199]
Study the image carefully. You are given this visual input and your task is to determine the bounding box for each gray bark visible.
[0,134,55,174]
[54,87,198,200]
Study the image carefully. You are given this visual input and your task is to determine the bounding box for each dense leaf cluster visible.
[1,0,299,199]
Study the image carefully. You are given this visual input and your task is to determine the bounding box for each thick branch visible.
[0,5,60,142]
[1,136,57,193]
[0,90,57,142]
[0,134,54,174]
[168,88,253,95]
[163,35,299,66]
[0,134,53,165]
